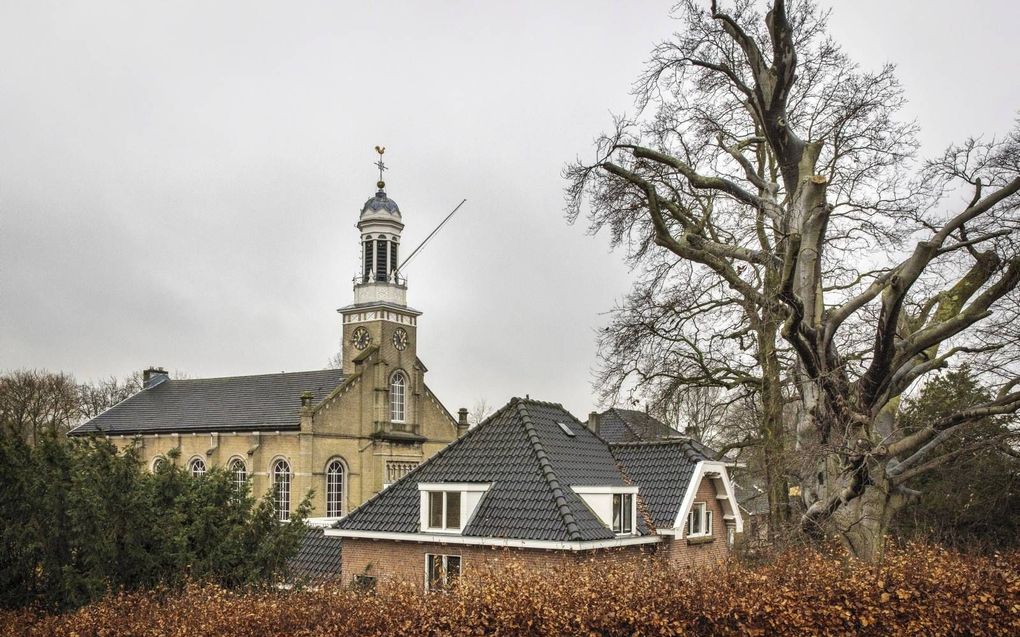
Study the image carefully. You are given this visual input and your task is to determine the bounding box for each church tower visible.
[337,149,425,440]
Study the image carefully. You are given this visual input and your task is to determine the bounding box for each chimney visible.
[587,411,600,436]
[300,391,314,409]
[457,408,470,437]
[142,367,169,389]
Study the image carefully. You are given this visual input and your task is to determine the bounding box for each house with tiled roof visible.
[590,407,683,442]
[329,397,743,590]
[69,166,464,529]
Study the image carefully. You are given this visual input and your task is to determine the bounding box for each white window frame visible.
[687,501,713,538]
[390,371,407,423]
[188,456,206,477]
[418,483,490,534]
[152,456,168,473]
[424,553,462,591]
[612,492,635,534]
[325,458,346,518]
[228,457,247,491]
[272,458,291,522]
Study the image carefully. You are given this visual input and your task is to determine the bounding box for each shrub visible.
[2,542,1017,636]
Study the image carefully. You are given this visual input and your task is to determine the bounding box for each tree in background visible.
[568,0,1020,560]
[892,367,1020,550]
[0,433,310,611]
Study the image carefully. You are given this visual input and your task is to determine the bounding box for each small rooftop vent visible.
[557,422,575,437]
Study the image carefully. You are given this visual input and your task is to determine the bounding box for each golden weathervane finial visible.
[374,146,387,189]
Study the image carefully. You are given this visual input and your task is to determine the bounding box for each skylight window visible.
[557,422,575,437]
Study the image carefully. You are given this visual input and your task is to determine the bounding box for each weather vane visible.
[374,145,387,188]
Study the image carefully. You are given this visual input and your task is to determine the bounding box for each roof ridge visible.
[609,438,692,448]
[337,399,516,529]
[171,369,343,383]
[516,401,581,541]
[512,396,566,410]
[610,407,642,439]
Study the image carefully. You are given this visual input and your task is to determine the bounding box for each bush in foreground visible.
[2,542,1018,636]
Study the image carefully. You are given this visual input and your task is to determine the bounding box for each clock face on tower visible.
[392,327,409,351]
[351,326,372,350]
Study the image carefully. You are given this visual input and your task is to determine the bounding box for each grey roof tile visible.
[610,440,710,528]
[597,408,682,443]
[69,369,344,435]
[287,527,343,582]
[337,398,624,542]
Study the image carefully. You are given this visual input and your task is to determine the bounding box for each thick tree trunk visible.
[832,479,910,563]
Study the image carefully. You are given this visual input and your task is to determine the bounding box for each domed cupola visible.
[361,181,401,219]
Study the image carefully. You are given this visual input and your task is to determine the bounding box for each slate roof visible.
[287,527,343,583]
[336,398,627,542]
[597,408,682,443]
[69,369,344,436]
[336,397,720,542]
[610,440,710,528]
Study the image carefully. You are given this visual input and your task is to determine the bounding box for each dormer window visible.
[612,493,634,534]
[428,491,461,530]
[571,486,640,536]
[419,483,490,534]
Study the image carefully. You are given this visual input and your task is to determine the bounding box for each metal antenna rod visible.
[397,198,467,273]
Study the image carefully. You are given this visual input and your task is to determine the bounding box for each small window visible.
[188,457,206,477]
[427,491,462,531]
[727,526,736,548]
[229,458,247,491]
[425,554,461,591]
[152,457,167,473]
[557,422,575,437]
[687,502,713,537]
[612,493,634,534]
[326,458,345,517]
[273,459,291,521]
[390,372,407,423]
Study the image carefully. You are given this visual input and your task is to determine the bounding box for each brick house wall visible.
[660,475,731,569]
[342,539,654,590]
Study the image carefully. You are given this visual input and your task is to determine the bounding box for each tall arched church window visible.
[325,459,345,517]
[188,457,206,477]
[229,458,247,492]
[390,372,406,423]
[272,459,291,521]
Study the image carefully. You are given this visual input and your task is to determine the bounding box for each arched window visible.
[325,458,346,517]
[152,457,167,473]
[229,458,247,492]
[188,457,206,477]
[390,371,406,423]
[272,459,291,521]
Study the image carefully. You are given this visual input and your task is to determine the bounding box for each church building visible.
[70,168,465,522]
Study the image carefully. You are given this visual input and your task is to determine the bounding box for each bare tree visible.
[0,370,81,443]
[568,0,1020,560]
[469,398,493,426]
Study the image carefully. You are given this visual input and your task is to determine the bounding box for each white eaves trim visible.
[324,528,662,551]
[417,482,492,492]
[571,485,640,495]
[673,461,744,535]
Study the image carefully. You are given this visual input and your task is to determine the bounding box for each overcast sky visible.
[2,1,1018,419]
